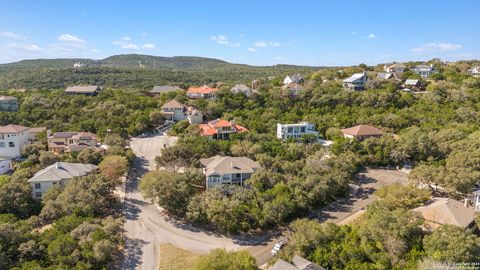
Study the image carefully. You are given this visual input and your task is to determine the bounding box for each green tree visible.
[193,249,258,270]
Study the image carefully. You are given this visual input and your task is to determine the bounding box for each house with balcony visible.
[198,119,248,140]
[160,99,203,124]
[28,162,98,199]
[48,131,98,153]
[342,72,368,90]
[0,96,18,112]
[277,122,319,140]
[186,85,219,99]
[412,64,438,79]
[199,155,260,188]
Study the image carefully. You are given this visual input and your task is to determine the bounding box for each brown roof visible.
[0,124,29,133]
[414,198,475,229]
[161,99,186,109]
[388,63,406,68]
[341,125,384,137]
[29,127,46,133]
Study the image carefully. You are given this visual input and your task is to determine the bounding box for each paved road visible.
[122,135,248,270]
[247,168,409,267]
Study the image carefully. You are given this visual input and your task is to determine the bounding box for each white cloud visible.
[141,33,148,37]
[1,31,26,40]
[142,43,156,49]
[366,34,378,39]
[121,36,132,41]
[58,34,85,43]
[121,43,139,50]
[248,48,257,52]
[253,41,281,48]
[210,35,241,47]
[6,43,43,52]
[274,56,284,60]
[412,43,463,54]
[90,49,99,53]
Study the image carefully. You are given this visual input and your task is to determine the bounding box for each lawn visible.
[158,243,201,270]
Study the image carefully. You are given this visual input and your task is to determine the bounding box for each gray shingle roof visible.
[150,85,183,93]
[28,162,97,183]
[200,155,260,176]
[405,79,420,86]
[343,73,367,83]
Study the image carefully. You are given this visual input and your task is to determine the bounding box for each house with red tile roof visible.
[186,85,219,99]
[341,125,384,140]
[198,119,248,140]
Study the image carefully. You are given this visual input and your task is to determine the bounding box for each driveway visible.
[122,134,247,270]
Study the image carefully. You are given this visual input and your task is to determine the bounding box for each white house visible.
[277,122,319,140]
[199,155,260,189]
[412,64,437,79]
[0,124,31,158]
[283,74,304,85]
[384,63,406,73]
[342,72,368,90]
[28,162,98,199]
[469,66,480,78]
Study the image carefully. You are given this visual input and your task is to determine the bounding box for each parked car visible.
[271,239,288,256]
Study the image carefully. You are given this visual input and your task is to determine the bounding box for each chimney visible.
[55,162,60,169]
[464,198,469,207]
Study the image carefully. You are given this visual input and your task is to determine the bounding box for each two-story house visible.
[198,119,248,140]
[277,122,319,140]
[0,96,18,112]
[186,85,219,99]
[0,124,31,158]
[28,162,98,199]
[342,72,368,90]
[161,99,203,124]
[281,83,304,97]
[384,63,406,73]
[199,155,260,188]
[48,131,98,153]
[412,64,437,79]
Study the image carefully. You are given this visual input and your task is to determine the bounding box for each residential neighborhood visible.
[1,2,480,270]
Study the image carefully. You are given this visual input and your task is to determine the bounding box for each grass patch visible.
[158,243,201,270]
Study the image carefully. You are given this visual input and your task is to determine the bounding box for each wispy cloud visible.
[58,34,85,43]
[142,43,156,49]
[248,48,257,52]
[210,35,241,47]
[254,41,281,48]
[113,37,139,50]
[6,43,43,52]
[273,56,284,60]
[412,43,463,54]
[1,31,26,40]
[366,34,378,39]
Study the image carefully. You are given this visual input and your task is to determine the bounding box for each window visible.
[35,192,42,198]
[0,142,4,147]
[34,183,41,189]
[8,142,14,147]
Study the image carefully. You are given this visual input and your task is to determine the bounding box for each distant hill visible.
[0,54,321,90]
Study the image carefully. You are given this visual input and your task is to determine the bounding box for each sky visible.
[0,0,479,66]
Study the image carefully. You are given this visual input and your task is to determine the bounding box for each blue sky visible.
[0,0,478,66]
